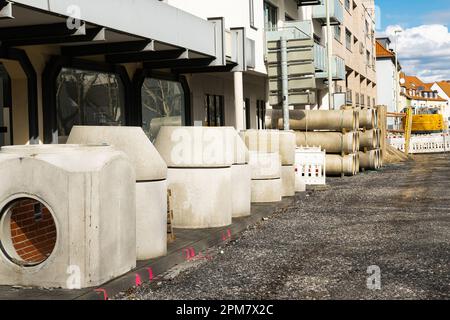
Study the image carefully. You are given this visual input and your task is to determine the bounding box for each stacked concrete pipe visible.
[240,130,282,203]
[266,109,360,175]
[295,131,358,154]
[265,109,359,132]
[155,126,233,229]
[0,145,136,288]
[67,126,168,260]
[358,108,383,171]
[326,153,359,176]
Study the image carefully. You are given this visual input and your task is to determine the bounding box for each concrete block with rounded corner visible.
[67,126,167,181]
[249,151,281,180]
[67,126,168,260]
[225,127,249,165]
[0,145,136,289]
[167,167,232,229]
[251,179,282,203]
[279,131,296,166]
[231,164,251,217]
[281,165,295,197]
[155,126,235,168]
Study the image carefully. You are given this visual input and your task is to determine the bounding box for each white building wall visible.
[432,83,450,126]
[376,59,395,127]
[164,0,267,75]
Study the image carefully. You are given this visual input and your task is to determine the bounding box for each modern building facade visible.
[375,37,401,128]
[0,0,379,149]
[296,0,377,110]
[0,0,259,147]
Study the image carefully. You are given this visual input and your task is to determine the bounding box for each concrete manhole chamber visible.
[0,197,57,267]
[0,145,136,288]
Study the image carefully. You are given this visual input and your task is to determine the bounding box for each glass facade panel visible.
[141,77,185,142]
[56,68,125,143]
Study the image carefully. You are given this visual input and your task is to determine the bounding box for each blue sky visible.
[375,0,450,82]
[376,0,450,30]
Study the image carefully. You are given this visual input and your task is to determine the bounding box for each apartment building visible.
[163,0,303,131]
[432,81,450,127]
[289,0,377,110]
[375,37,401,128]
[0,0,255,147]
[399,74,448,116]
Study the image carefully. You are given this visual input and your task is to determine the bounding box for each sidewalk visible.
[0,196,298,300]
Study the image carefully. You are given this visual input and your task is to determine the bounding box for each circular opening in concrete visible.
[0,198,57,267]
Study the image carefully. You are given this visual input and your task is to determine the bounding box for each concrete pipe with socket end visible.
[295,131,356,154]
[225,128,251,218]
[325,154,358,176]
[67,126,168,261]
[154,127,234,229]
[359,129,378,150]
[248,151,282,203]
[359,150,379,170]
[0,145,136,289]
[359,108,377,130]
[267,109,358,131]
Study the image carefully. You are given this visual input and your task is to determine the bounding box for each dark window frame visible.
[42,56,132,144]
[204,94,225,127]
[132,69,191,129]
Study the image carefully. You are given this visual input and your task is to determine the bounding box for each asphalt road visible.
[119,154,450,300]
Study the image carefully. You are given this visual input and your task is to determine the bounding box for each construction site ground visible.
[118,154,450,300]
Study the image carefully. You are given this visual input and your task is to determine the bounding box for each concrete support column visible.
[234,71,244,131]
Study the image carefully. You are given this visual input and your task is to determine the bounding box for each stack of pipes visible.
[357,108,383,171]
[265,109,360,176]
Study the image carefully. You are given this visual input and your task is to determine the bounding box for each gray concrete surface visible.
[118,154,450,300]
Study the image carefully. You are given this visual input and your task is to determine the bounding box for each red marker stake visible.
[135,273,142,287]
[94,288,108,300]
[147,267,154,281]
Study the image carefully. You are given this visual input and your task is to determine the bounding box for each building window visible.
[346,89,353,104]
[345,29,352,51]
[244,98,251,129]
[264,1,278,31]
[56,68,125,143]
[334,26,341,42]
[141,77,186,142]
[249,0,255,28]
[257,100,266,129]
[366,50,370,65]
[204,94,225,127]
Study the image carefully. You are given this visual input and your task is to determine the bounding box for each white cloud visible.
[382,24,450,82]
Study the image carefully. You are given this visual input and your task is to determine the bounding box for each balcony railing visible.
[314,43,326,72]
[316,55,345,80]
[312,0,344,26]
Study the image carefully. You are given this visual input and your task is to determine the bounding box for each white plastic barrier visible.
[294,147,326,189]
[388,134,450,154]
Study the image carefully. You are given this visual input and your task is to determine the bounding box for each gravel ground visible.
[119,154,450,300]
